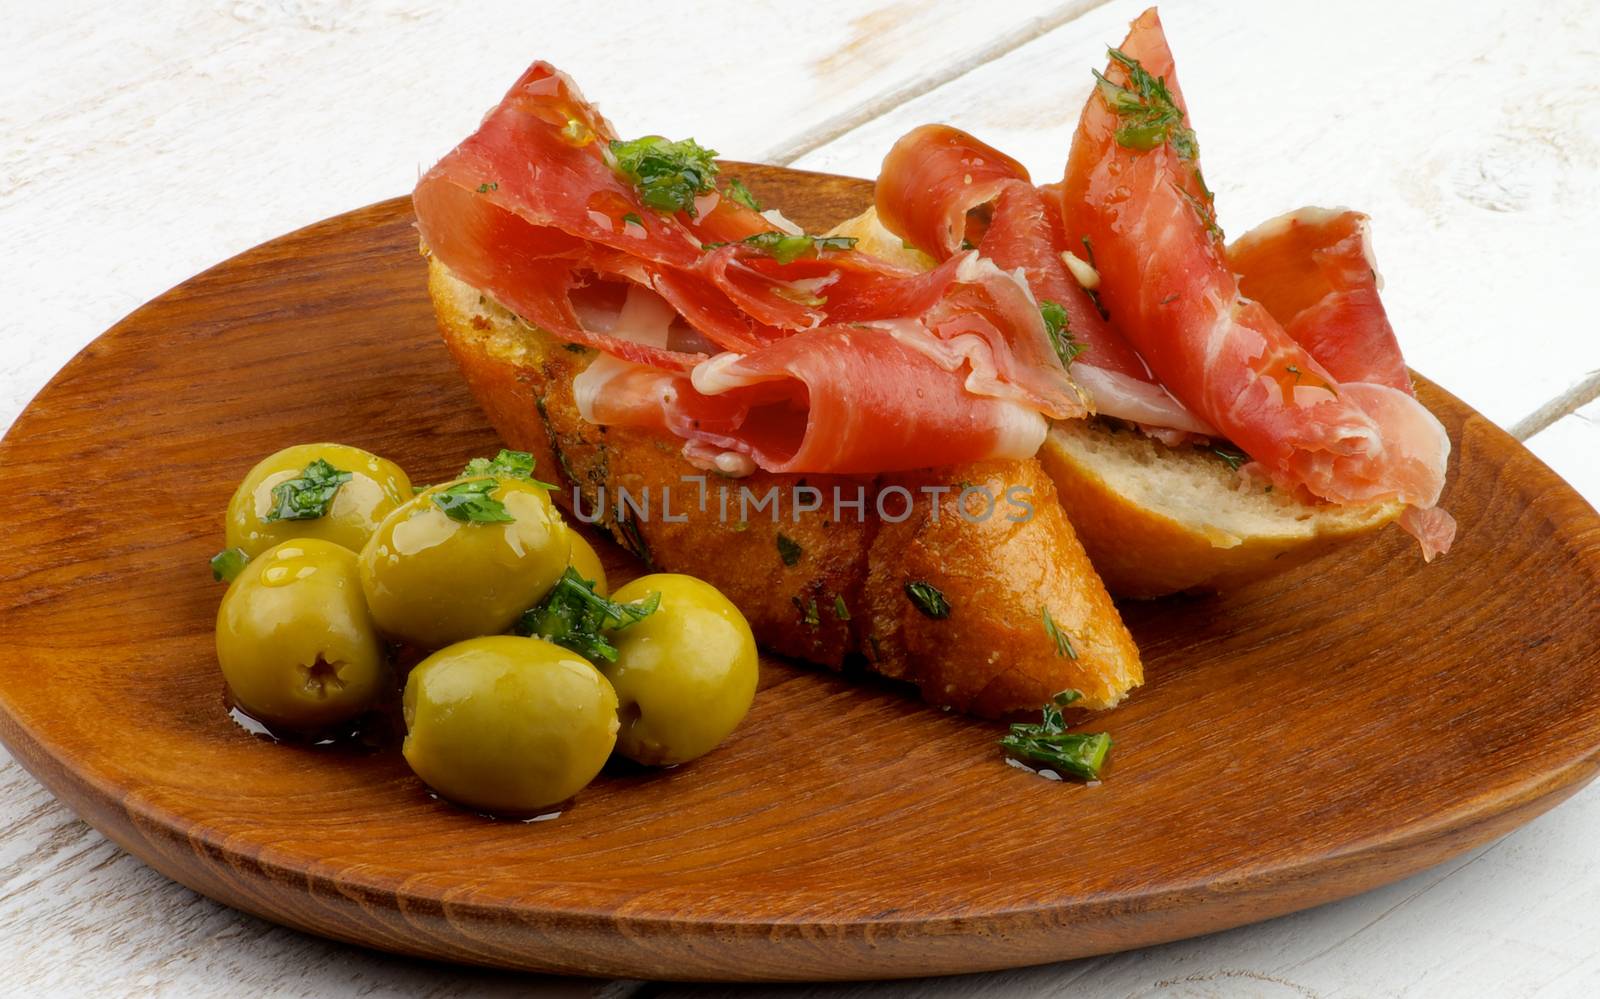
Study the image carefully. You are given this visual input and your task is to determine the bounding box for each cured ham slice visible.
[1058,8,1452,555]
[876,124,1211,435]
[1229,208,1412,393]
[687,326,1050,473]
[571,287,1048,474]
[414,61,1090,476]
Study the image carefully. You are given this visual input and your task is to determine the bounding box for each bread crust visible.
[1039,420,1401,598]
[427,255,1141,715]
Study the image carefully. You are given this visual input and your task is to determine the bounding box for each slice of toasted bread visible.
[426,255,1141,715]
[833,205,1402,597]
[1038,419,1401,598]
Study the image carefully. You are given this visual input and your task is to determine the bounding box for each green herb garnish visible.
[432,478,514,523]
[1212,446,1246,472]
[615,507,654,568]
[476,182,498,193]
[1093,49,1197,158]
[608,135,719,216]
[724,177,761,211]
[1040,606,1078,660]
[210,547,249,583]
[999,690,1112,780]
[459,449,555,488]
[517,567,659,663]
[1039,300,1087,368]
[737,230,857,265]
[621,212,644,226]
[904,581,950,619]
[264,459,351,522]
[792,595,820,628]
[776,533,803,567]
[1177,184,1225,241]
[833,595,851,621]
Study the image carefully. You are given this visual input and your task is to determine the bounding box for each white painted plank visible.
[791,0,1600,433]
[0,0,1076,435]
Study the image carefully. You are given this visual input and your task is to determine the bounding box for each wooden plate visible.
[3,165,1599,983]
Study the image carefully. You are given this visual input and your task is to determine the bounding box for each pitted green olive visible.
[402,636,619,814]
[215,538,385,732]
[568,532,609,595]
[602,573,758,766]
[226,443,411,557]
[359,477,569,648]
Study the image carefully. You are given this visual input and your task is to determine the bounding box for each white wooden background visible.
[3,1,1598,995]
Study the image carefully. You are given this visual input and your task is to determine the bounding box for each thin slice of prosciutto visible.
[1058,8,1453,557]
[415,61,1085,475]
[1229,207,1412,393]
[875,123,1213,436]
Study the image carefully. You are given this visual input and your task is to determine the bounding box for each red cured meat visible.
[876,124,1210,434]
[1229,207,1412,393]
[1058,8,1452,553]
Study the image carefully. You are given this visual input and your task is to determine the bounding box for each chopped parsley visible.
[734,230,857,265]
[1178,184,1225,241]
[776,533,803,567]
[1040,606,1078,660]
[1093,49,1197,158]
[833,595,851,621]
[615,507,654,568]
[724,177,762,211]
[621,212,644,227]
[1212,446,1247,472]
[608,135,719,216]
[1039,300,1087,368]
[904,581,950,619]
[475,182,498,193]
[432,478,514,523]
[792,595,820,628]
[517,567,659,663]
[264,459,351,522]
[209,547,249,583]
[999,690,1112,781]
[459,449,554,488]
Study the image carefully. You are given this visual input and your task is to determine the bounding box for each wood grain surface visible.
[1,167,1599,982]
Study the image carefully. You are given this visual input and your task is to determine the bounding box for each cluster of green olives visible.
[211,443,757,816]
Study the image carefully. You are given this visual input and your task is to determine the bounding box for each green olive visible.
[568,532,609,595]
[402,635,618,814]
[226,443,412,557]
[603,574,758,766]
[359,478,569,648]
[215,538,385,732]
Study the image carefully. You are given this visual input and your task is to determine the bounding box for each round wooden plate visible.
[3,165,1599,983]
